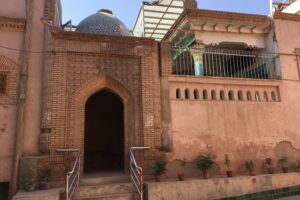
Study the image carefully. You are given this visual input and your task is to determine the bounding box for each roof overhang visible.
[133,0,185,41]
[164,9,272,43]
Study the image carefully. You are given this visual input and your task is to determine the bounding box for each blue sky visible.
[61,0,271,29]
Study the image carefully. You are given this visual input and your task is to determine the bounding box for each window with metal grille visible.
[0,74,6,94]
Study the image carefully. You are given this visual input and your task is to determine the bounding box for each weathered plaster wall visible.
[163,15,300,178]
[0,31,23,62]
[166,76,300,177]
[0,0,25,18]
[0,27,23,183]
[22,0,45,155]
[274,17,300,81]
[0,105,17,181]
[274,14,300,80]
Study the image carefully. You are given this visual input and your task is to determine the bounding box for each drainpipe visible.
[9,0,32,197]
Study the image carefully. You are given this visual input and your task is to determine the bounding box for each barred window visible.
[0,74,6,94]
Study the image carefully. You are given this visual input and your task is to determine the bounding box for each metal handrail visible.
[130,147,150,200]
[57,148,80,200]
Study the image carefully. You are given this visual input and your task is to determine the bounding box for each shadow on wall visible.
[275,141,300,164]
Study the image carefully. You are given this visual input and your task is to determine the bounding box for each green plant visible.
[196,154,215,171]
[225,154,231,169]
[42,169,52,182]
[153,157,167,176]
[292,159,300,171]
[21,167,36,192]
[278,156,288,166]
[245,160,255,172]
[264,157,273,167]
[179,159,186,172]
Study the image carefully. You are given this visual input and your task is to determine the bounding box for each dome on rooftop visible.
[76,9,131,36]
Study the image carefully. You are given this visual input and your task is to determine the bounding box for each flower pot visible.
[267,167,274,174]
[25,184,35,192]
[39,181,50,190]
[226,170,233,177]
[155,175,163,182]
[178,173,185,181]
[282,166,289,173]
[202,171,210,179]
[249,170,255,176]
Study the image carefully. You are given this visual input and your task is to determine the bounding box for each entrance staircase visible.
[74,175,139,200]
[57,147,149,200]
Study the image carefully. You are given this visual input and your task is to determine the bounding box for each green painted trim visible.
[172,33,195,60]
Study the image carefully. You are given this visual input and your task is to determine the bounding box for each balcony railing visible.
[172,47,279,80]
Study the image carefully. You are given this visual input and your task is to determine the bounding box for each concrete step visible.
[80,175,130,186]
[76,192,139,200]
[76,182,136,198]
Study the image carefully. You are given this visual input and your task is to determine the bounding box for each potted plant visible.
[178,159,186,181]
[196,154,215,179]
[225,154,233,177]
[153,157,167,182]
[264,157,274,174]
[292,159,300,172]
[21,167,36,192]
[39,169,52,190]
[278,156,289,173]
[245,160,255,176]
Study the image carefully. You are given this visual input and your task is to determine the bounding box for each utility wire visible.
[1,43,299,82]
[0,44,154,56]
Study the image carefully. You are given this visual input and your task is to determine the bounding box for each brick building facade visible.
[1,0,300,199]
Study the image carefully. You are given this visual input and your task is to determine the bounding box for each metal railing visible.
[172,47,279,80]
[130,147,150,200]
[57,149,80,200]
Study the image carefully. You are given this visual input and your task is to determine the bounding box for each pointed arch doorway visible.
[84,89,125,174]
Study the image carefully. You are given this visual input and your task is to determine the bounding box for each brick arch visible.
[69,75,134,174]
[0,55,19,104]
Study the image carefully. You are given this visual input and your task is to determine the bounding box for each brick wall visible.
[0,56,19,105]
[41,31,163,179]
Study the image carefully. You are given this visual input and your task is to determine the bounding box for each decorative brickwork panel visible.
[0,17,25,32]
[0,56,19,105]
[0,74,6,94]
[160,42,173,76]
[43,33,163,177]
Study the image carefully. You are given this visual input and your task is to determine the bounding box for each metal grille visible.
[0,74,6,94]
[172,47,279,80]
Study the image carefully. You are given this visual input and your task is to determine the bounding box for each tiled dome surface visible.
[76,9,131,36]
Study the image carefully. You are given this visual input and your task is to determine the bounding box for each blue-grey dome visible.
[76,9,131,36]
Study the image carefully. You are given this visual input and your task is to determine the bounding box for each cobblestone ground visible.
[277,195,300,200]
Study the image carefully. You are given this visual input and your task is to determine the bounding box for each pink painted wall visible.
[274,19,300,81]
[166,17,300,177]
[0,31,23,62]
[22,0,45,155]
[0,7,24,182]
[0,0,25,18]
[167,77,300,176]
[0,105,17,181]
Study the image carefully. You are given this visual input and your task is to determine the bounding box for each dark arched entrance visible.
[84,89,124,174]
